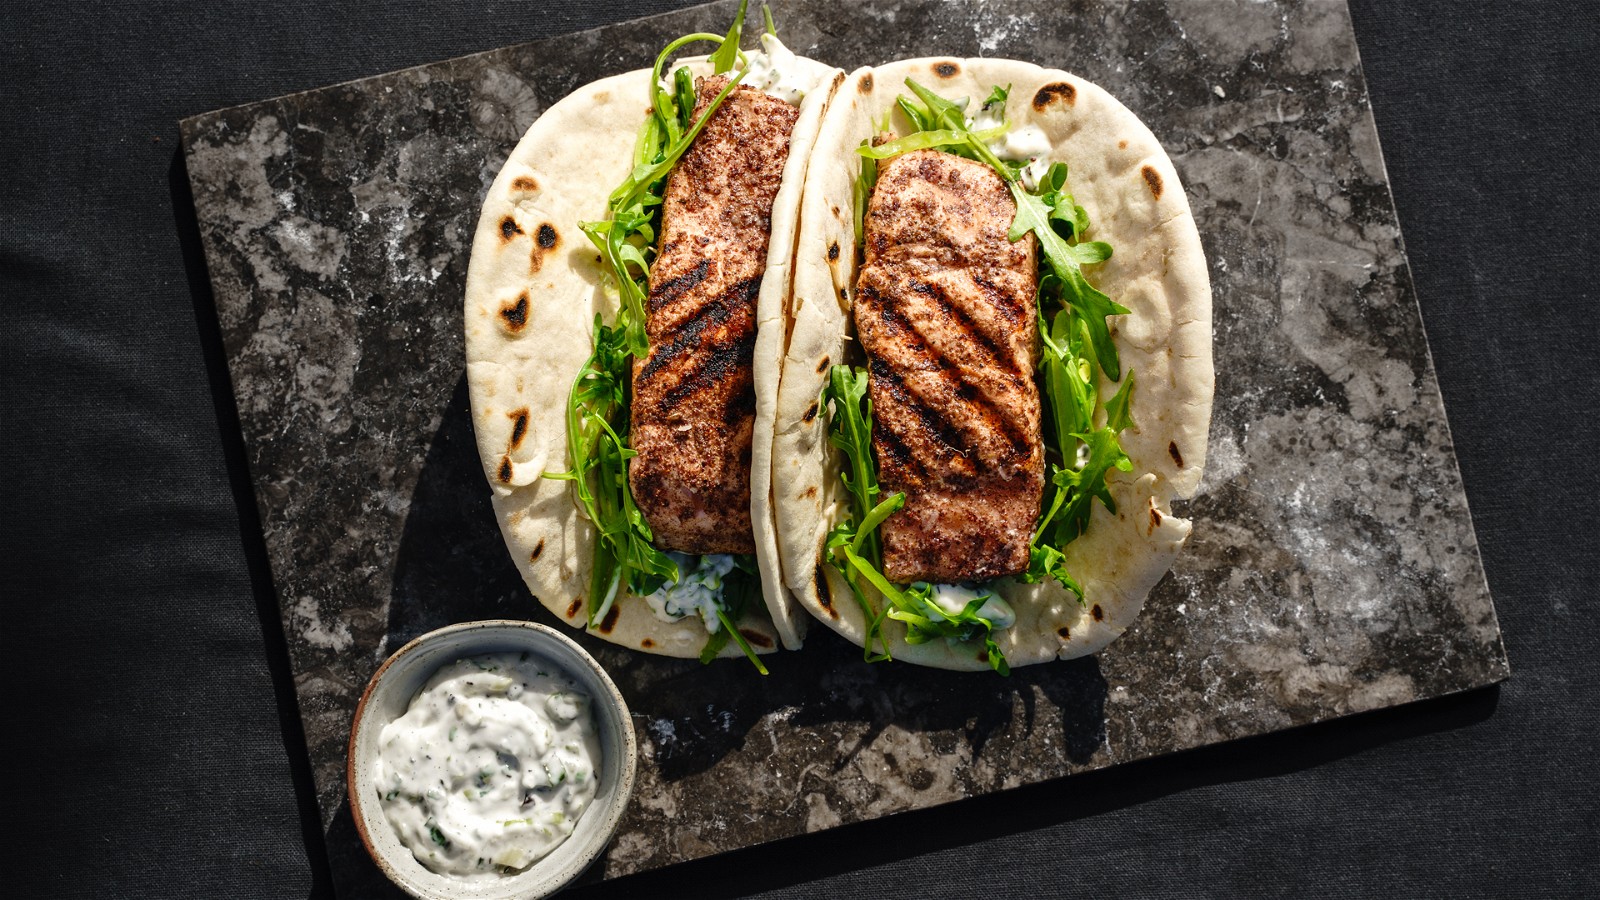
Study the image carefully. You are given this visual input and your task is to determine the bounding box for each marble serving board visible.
[181,0,1509,894]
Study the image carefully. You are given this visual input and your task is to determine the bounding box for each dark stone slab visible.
[179,0,1508,893]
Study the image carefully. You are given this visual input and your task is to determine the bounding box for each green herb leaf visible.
[674,66,697,134]
[709,0,748,74]
[1037,301,1094,454]
[821,366,895,660]
[902,78,1009,172]
[762,3,777,36]
[838,549,1011,675]
[1031,370,1137,556]
[855,124,1007,160]
[1071,241,1114,265]
[895,94,935,133]
[1009,184,1129,380]
[824,366,883,551]
[428,823,450,848]
[852,141,878,250]
[1105,366,1137,432]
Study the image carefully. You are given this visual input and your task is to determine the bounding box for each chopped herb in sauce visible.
[375,652,600,880]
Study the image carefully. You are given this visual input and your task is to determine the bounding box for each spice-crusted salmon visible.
[855,149,1043,583]
[629,77,800,555]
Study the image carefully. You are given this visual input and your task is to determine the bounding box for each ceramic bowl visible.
[347,620,637,899]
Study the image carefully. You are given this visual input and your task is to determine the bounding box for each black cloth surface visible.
[5,1,1596,897]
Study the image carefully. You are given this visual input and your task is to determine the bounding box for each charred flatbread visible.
[768,57,1213,670]
[465,24,841,659]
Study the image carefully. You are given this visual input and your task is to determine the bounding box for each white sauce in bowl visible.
[375,652,600,879]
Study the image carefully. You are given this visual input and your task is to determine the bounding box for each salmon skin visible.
[854,149,1044,584]
[629,77,800,555]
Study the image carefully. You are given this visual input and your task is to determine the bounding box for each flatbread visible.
[769,58,1214,670]
[464,55,840,657]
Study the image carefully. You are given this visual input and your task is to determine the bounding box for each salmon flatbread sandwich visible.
[465,3,843,667]
[766,58,1213,672]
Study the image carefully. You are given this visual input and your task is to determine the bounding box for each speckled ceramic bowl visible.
[347,620,637,900]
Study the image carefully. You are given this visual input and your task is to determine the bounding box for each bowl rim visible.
[346,619,637,899]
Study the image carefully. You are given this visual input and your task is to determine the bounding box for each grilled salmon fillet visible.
[629,77,800,555]
[855,149,1043,584]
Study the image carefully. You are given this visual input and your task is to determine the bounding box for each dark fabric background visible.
[5,1,1596,897]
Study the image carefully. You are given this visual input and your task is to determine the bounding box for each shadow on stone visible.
[567,684,1502,900]
[781,632,1110,767]
[387,373,530,648]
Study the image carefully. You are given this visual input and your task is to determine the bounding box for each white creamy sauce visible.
[655,36,810,109]
[970,107,1054,190]
[740,33,811,105]
[376,653,600,880]
[923,583,1018,630]
[644,553,736,631]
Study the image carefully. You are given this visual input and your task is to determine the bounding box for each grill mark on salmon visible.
[971,272,1027,325]
[854,149,1043,583]
[908,278,1023,381]
[871,424,928,480]
[660,328,758,412]
[869,357,977,464]
[635,295,737,385]
[864,280,1036,467]
[649,258,711,313]
[635,275,761,394]
[629,77,799,555]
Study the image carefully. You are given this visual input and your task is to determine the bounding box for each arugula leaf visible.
[895,94,935,133]
[1031,371,1137,561]
[981,84,1010,111]
[821,366,895,660]
[709,0,748,74]
[762,3,777,37]
[823,367,886,557]
[648,31,723,148]
[1105,365,1137,432]
[673,66,697,134]
[890,580,1010,676]
[1008,184,1128,380]
[852,142,878,250]
[1020,540,1083,599]
[856,124,1008,160]
[836,548,1010,674]
[1037,301,1094,458]
[902,79,1010,173]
